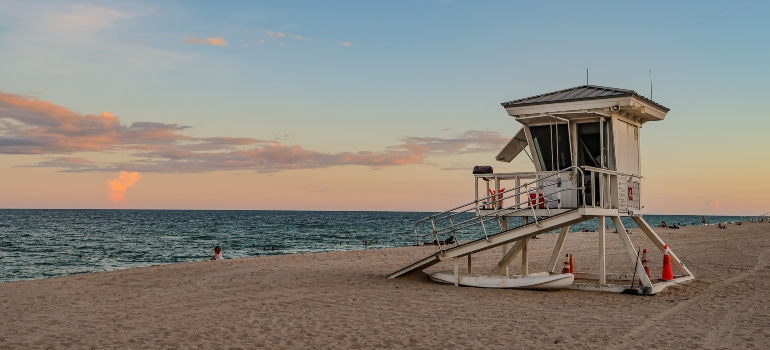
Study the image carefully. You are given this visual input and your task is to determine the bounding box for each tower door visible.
[576,121,611,206]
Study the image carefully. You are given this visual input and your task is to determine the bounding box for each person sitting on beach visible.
[444,236,455,245]
[210,246,223,260]
[659,221,667,228]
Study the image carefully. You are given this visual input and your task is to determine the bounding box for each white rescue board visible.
[430,271,574,289]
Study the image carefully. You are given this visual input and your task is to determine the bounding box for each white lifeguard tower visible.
[388,85,694,294]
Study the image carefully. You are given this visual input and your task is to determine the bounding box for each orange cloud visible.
[108,171,141,202]
[183,36,228,46]
[0,91,267,155]
[340,42,351,47]
[1,91,508,174]
[711,198,720,212]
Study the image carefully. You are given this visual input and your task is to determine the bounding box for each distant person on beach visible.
[210,246,223,260]
[702,216,707,225]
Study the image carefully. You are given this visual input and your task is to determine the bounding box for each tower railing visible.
[414,166,643,253]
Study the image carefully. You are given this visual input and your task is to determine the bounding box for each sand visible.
[2,221,770,349]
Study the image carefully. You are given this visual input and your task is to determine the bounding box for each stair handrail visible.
[416,184,581,243]
[414,166,585,250]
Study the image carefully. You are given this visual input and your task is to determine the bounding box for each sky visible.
[0,0,768,215]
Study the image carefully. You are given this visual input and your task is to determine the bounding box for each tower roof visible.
[501,85,669,112]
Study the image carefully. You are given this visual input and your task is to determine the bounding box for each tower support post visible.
[611,216,652,287]
[598,216,606,284]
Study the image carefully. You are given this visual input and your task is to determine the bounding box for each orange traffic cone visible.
[562,254,570,274]
[661,244,673,281]
[569,254,574,274]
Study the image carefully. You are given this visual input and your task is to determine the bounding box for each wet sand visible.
[2,221,769,349]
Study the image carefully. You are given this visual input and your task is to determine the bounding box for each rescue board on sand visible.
[430,271,574,289]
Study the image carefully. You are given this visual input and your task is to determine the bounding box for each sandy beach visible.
[2,221,769,349]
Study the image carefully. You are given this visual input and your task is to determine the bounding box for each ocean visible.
[0,209,750,283]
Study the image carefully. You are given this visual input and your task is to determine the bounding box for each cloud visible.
[1,91,509,174]
[398,130,509,156]
[0,3,192,71]
[258,39,266,44]
[265,30,285,38]
[440,167,469,171]
[292,34,310,42]
[710,198,720,212]
[34,3,140,43]
[183,35,228,46]
[242,43,249,48]
[265,30,310,42]
[339,42,351,47]
[108,171,141,202]
[0,91,266,154]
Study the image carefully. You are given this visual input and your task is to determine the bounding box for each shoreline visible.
[2,221,769,348]
[1,212,756,285]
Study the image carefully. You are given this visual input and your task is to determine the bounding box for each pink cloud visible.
[1,91,508,174]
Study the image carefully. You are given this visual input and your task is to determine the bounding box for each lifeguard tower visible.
[388,85,694,294]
